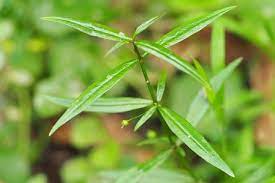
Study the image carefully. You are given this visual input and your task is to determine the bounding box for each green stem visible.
[132,42,157,103]
[132,41,174,145]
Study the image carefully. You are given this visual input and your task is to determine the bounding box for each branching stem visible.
[132,42,157,103]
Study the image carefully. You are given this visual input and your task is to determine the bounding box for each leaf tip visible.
[41,17,52,21]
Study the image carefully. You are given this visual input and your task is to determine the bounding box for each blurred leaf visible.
[157,6,235,47]
[88,141,120,169]
[49,59,137,136]
[211,22,225,73]
[0,151,30,183]
[101,169,195,183]
[159,107,234,177]
[105,41,126,57]
[70,117,108,148]
[33,76,83,118]
[27,174,47,183]
[46,96,153,113]
[265,176,275,183]
[156,71,167,102]
[137,137,170,146]
[61,157,92,183]
[243,157,275,183]
[115,148,173,183]
[136,40,210,89]
[134,14,163,37]
[134,106,157,131]
[42,17,131,42]
[187,58,242,126]
[168,75,201,116]
[238,126,254,162]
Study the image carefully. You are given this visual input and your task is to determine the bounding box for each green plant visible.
[43,6,242,181]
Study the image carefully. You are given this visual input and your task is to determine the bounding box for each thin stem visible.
[132,42,157,103]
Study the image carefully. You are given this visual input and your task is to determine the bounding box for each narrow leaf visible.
[193,59,215,103]
[193,59,209,82]
[105,41,126,57]
[49,59,137,136]
[134,14,163,37]
[187,58,242,125]
[211,22,225,74]
[101,169,195,183]
[42,17,131,42]
[156,71,167,102]
[136,40,210,88]
[244,157,275,183]
[134,106,157,131]
[157,6,235,47]
[116,148,173,183]
[159,107,234,177]
[45,96,152,113]
[137,137,170,146]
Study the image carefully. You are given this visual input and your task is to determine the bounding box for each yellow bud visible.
[121,120,129,128]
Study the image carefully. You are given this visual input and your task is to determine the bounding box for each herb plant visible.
[43,6,242,181]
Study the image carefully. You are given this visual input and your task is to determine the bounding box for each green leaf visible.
[134,106,157,131]
[159,107,234,177]
[157,6,235,47]
[193,59,215,103]
[115,148,173,183]
[134,14,164,37]
[243,157,275,183]
[49,59,137,136]
[187,58,242,126]
[105,41,126,57]
[156,71,167,102]
[101,169,195,183]
[211,22,225,74]
[136,40,210,88]
[45,96,152,113]
[193,59,209,82]
[42,17,131,42]
[137,137,170,146]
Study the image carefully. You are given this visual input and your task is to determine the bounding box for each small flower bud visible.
[121,120,129,128]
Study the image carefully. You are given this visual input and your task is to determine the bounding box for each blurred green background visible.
[0,0,274,182]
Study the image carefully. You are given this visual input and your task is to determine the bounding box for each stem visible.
[132,42,157,103]
[132,41,174,145]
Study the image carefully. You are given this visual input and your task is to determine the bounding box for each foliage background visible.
[0,0,274,182]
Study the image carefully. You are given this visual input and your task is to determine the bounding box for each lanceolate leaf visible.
[134,14,164,37]
[157,6,236,47]
[116,148,173,183]
[156,71,167,102]
[159,107,234,177]
[49,59,137,136]
[45,96,153,113]
[211,22,225,74]
[130,7,235,71]
[42,17,131,42]
[105,41,127,57]
[134,106,157,131]
[136,40,210,88]
[187,58,242,126]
